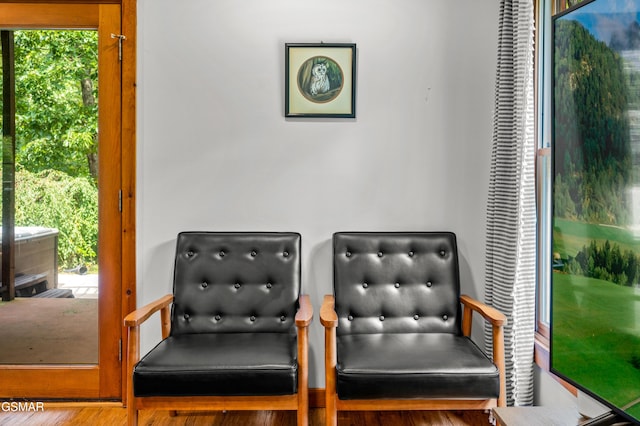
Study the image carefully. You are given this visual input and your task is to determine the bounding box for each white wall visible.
[137,0,500,388]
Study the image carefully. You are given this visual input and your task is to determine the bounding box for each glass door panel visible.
[0,29,99,365]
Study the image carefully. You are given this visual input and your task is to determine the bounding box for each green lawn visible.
[552,267,640,420]
[552,218,639,258]
[552,217,640,420]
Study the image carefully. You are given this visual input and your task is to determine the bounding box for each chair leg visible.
[126,325,140,426]
[297,324,310,426]
[297,401,308,426]
[126,362,137,426]
[325,392,337,426]
[325,326,337,426]
[127,398,137,426]
[297,384,309,426]
[324,367,337,426]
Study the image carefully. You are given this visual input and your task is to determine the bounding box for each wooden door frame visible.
[120,0,136,404]
[0,0,136,402]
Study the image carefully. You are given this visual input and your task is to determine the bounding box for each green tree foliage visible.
[1,30,98,268]
[13,30,98,179]
[553,174,577,219]
[15,169,97,269]
[553,20,632,225]
[564,0,587,9]
[567,239,639,287]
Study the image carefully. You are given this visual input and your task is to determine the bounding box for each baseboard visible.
[37,391,326,408]
[310,388,325,408]
[38,401,122,408]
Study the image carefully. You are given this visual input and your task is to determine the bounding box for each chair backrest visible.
[333,232,462,336]
[171,232,301,335]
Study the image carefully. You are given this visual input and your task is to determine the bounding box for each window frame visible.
[534,0,584,396]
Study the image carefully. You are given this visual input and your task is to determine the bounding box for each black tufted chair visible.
[320,232,506,426]
[124,232,313,426]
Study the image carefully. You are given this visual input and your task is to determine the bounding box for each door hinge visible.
[118,339,122,363]
[118,189,123,212]
[110,33,126,61]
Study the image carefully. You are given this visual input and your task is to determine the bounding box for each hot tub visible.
[0,227,59,291]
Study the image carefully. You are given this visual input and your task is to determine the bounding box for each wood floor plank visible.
[0,406,491,425]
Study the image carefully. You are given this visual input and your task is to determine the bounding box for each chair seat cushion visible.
[336,333,500,400]
[133,332,298,397]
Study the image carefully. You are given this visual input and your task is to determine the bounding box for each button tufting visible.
[394,282,400,288]
[362,282,368,289]
[379,315,385,321]
[250,315,256,322]
[377,251,383,257]
[186,250,194,257]
[346,251,352,258]
[413,314,419,320]
[408,250,415,257]
[219,250,225,257]
[348,315,354,321]
[183,313,190,320]
[201,282,208,288]
[280,315,286,321]
[442,314,448,321]
[250,250,257,257]
[266,282,272,289]
[283,251,290,257]
[234,283,241,289]
[426,281,432,288]
[215,315,221,321]
[439,250,446,257]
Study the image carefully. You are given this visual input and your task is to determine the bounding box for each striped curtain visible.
[484,0,536,407]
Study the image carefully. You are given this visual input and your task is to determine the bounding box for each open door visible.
[0,3,124,399]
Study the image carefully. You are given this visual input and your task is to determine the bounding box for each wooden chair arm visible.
[295,294,313,327]
[460,294,507,327]
[124,293,173,410]
[124,294,173,328]
[460,294,507,408]
[320,294,338,328]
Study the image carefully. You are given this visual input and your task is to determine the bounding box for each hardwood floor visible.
[0,404,492,425]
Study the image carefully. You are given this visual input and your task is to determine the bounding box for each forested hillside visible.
[553,19,633,225]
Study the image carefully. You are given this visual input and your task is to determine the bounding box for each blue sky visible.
[559,0,640,45]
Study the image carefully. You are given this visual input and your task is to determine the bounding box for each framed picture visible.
[285,43,356,118]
